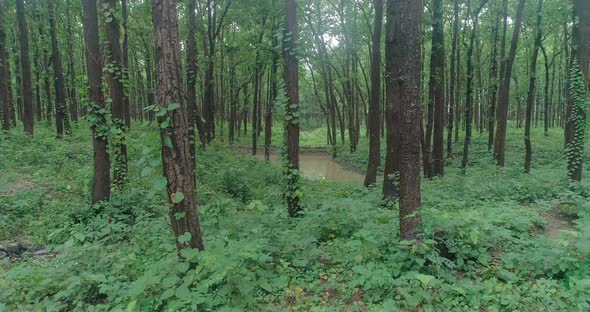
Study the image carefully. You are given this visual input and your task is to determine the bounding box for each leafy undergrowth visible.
[0,124,589,311]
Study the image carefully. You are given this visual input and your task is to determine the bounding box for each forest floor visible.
[1,123,589,311]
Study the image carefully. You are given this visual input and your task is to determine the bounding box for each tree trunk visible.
[152,0,205,254]
[16,0,34,136]
[122,0,131,128]
[430,0,445,177]
[48,0,69,138]
[565,0,589,181]
[0,0,9,132]
[493,0,526,167]
[82,0,111,203]
[447,0,459,159]
[461,0,487,174]
[364,0,383,187]
[265,5,279,161]
[395,0,423,241]
[66,0,79,123]
[284,0,301,217]
[383,0,400,199]
[524,0,543,174]
[104,0,128,186]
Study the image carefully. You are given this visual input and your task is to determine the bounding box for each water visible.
[239,148,364,183]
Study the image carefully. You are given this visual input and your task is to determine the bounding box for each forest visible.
[0,0,589,310]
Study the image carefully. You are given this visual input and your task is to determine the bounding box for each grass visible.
[0,122,589,311]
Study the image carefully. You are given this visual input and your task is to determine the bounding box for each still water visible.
[248,150,364,183]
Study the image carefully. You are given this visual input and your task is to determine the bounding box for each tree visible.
[103,0,128,187]
[16,0,34,136]
[284,0,301,217]
[382,0,400,199]
[81,0,111,203]
[66,0,79,123]
[364,0,383,187]
[48,0,69,138]
[565,0,589,181]
[430,0,446,177]
[524,0,543,174]
[461,0,488,174]
[447,0,459,159]
[152,0,204,253]
[0,0,9,132]
[493,0,526,167]
[186,0,200,169]
[395,0,423,240]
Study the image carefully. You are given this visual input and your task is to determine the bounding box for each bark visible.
[48,0,68,138]
[461,0,487,174]
[395,0,423,240]
[252,17,267,156]
[364,0,383,187]
[493,0,526,167]
[447,0,459,159]
[16,0,34,135]
[82,0,111,203]
[186,0,204,170]
[0,0,9,132]
[122,0,131,128]
[524,0,543,174]
[265,6,279,161]
[104,0,128,186]
[284,0,301,217]
[488,0,506,151]
[66,0,79,122]
[565,0,589,181]
[152,0,204,253]
[430,0,445,177]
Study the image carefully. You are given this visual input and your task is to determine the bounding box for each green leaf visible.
[125,300,137,312]
[173,192,185,203]
[415,273,436,288]
[167,103,180,111]
[154,177,168,190]
[164,136,173,148]
[178,232,192,243]
[155,109,167,117]
[160,117,170,129]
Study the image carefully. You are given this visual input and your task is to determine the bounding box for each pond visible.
[237,148,365,183]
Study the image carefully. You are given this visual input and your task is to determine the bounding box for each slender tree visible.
[396,0,423,240]
[81,0,111,203]
[284,0,301,217]
[48,0,69,137]
[447,0,459,159]
[461,0,487,174]
[364,0,383,187]
[493,0,526,166]
[103,0,128,186]
[430,0,446,177]
[0,0,9,132]
[383,0,400,199]
[564,0,589,181]
[153,0,205,253]
[524,0,543,173]
[16,0,34,135]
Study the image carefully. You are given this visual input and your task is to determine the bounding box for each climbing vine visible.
[565,59,587,180]
[277,80,303,214]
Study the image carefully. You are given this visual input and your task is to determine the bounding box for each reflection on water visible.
[254,151,364,183]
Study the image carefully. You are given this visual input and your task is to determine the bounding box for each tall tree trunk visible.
[447,0,459,159]
[488,0,506,151]
[524,0,543,174]
[394,0,423,240]
[493,0,526,167]
[16,0,34,136]
[565,0,589,181]
[364,0,383,187]
[104,0,128,186]
[0,0,9,132]
[430,0,445,177]
[186,0,199,170]
[152,0,205,254]
[265,5,279,161]
[252,17,267,156]
[66,0,79,123]
[48,0,68,138]
[383,0,400,199]
[122,0,131,128]
[82,0,111,203]
[284,0,301,217]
